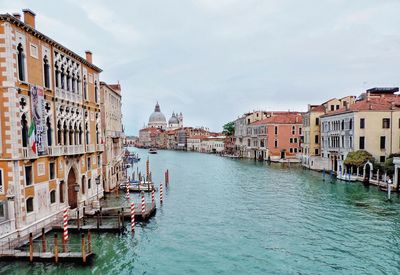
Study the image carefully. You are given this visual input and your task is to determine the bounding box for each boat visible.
[148,148,158,154]
[120,181,156,192]
[336,174,357,182]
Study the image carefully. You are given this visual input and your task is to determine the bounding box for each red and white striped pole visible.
[152,188,155,204]
[63,208,68,242]
[160,182,163,204]
[130,202,135,232]
[126,181,130,199]
[141,191,146,218]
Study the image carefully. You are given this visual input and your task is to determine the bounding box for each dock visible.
[0,250,94,263]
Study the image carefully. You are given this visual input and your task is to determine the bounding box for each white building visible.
[201,136,226,153]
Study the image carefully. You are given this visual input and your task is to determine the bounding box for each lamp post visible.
[95,176,101,200]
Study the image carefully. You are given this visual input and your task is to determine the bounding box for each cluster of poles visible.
[128,169,170,232]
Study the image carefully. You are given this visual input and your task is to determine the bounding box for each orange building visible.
[248,112,303,161]
[0,10,104,240]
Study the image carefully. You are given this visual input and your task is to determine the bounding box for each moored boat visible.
[148,148,158,154]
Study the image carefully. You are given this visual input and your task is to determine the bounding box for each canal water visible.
[2,148,400,274]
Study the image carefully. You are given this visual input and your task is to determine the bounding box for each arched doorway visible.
[67,168,78,209]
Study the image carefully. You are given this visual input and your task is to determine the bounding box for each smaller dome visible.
[169,115,179,124]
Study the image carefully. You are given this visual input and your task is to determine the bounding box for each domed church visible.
[168,112,183,130]
[148,102,167,130]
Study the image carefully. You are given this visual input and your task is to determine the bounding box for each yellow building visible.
[0,10,104,240]
[301,96,356,170]
[320,88,400,175]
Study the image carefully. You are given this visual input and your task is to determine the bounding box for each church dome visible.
[168,113,179,124]
[148,102,167,128]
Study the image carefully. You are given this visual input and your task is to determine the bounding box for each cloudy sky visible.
[2,0,400,134]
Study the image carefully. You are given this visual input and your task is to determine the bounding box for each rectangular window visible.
[294,138,298,143]
[274,140,278,148]
[0,169,3,194]
[0,201,5,219]
[49,162,55,180]
[299,127,302,135]
[25,166,32,186]
[30,43,38,59]
[315,148,319,155]
[360,118,365,129]
[336,105,339,110]
[315,135,319,144]
[274,126,278,135]
[382,118,390,129]
[88,178,92,189]
[330,105,334,111]
[59,181,65,203]
[292,126,295,135]
[289,148,293,153]
[359,136,365,150]
[97,155,101,167]
[316,118,319,125]
[87,157,91,170]
[380,136,386,149]
[289,138,293,143]
[380,156,386,163]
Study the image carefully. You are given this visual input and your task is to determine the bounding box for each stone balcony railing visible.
[96,144,104,151]
[49,145,85,156]
[20,147,37,159]
[55,87,82,104]
[86,144,95,153]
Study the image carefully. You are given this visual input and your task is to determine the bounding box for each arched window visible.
[79,125,82,145]
[46,117,52,146]
[63,121,67,146]
[55,64,59,88]
[21,114,29,147]
[96,124,99,144]
[94,81,98,103]
[57,120,62,145]
[66,70,71,91]
[17,43,25,81]
[69,123,73,145]
[349,119,353,130]
[72,73,76,93]
[61,65,65,89]
[77,75,81,94]
[83,76,87,100]
[59,181,65,203]
[50,190,56,204]
[81,176,86,194]
[85,122,89,145]
[43,56,50,88]
[26,197,34,213]
[341,120,344,130]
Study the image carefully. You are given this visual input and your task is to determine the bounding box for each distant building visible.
[100,82,125,192]
[201,136,226,153]
[148,102,167,130]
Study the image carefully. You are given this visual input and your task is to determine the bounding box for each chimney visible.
[12,13,21,20]
[85,51,92,63]
[22,9,36,28]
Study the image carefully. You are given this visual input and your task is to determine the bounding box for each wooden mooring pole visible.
[54,234,59,263]
[77,210,80,230]
[41,228,46,253]
[29,233,33,263]
[88,230,92,253]
[96,211,100,230]
[117,210,121,231]
[81,233,86,264]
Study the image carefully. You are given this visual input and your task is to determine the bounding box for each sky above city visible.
[2,0,400,134]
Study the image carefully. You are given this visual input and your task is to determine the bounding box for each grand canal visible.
[2,148,400,274]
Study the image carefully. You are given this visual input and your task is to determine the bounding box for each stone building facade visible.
[100,82,124,192]
[0,10,104,240]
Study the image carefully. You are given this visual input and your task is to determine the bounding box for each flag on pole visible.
[28,120,36,154]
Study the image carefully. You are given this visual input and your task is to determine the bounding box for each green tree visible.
[223,121,235,136]
[382,153,400,176]
[344,150,374,167]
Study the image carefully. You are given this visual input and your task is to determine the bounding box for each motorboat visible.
[148,148,158,154]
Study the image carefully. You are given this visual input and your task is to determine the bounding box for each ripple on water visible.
[2,150,400,274]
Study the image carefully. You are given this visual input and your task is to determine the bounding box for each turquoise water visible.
[2,148,400,274]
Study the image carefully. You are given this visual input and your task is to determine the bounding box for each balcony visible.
[55,87,82,104]
[20,148,37,159]
[49,145,85,156]
[86,144,95,153]
[96,144,104,151]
